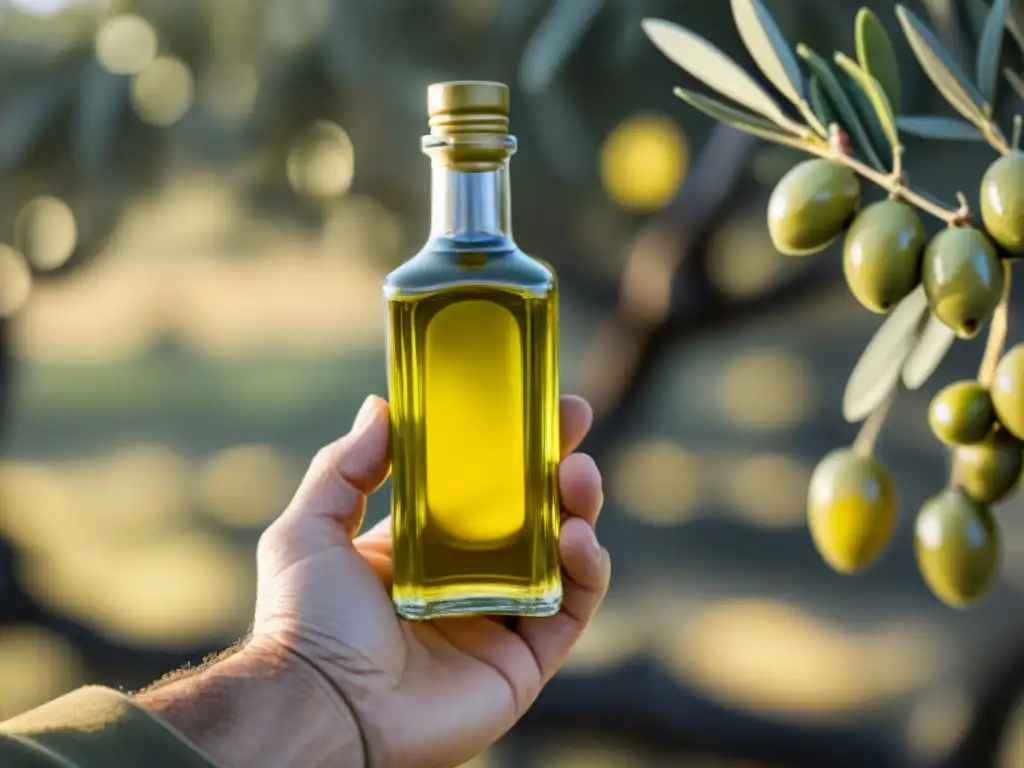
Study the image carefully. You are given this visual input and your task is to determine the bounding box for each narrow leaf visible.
[1005,67,1024,100]
[978,0,1010,107]
[835,53,899,163]
[897,115,987,141]
[808,75,838,128]
[964,1,1024,96]
[835,66,894,170]
[856,8,902,112]
[844,285,929,423]
[1008,1,1024,55]
[963,0,991,43]
[730,0,805,105]
[672,87,813,150]
[642,19,791,125]
[902,315,957,389]
[963,0,1024,97]
[896,5,989,127]
[798,44,886,170]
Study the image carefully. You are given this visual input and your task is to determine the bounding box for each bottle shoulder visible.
[384,239,555,298]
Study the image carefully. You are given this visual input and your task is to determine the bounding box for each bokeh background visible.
[1,0,1023,766]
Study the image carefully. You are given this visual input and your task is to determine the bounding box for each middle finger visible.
[558,452,603,527]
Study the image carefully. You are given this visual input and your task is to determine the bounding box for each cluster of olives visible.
[809,344,1022,607]
[917,344,1023,606]
[768,153,1023,335]
[775,153,1024,607]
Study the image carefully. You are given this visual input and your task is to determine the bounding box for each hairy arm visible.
[136,642,365,768]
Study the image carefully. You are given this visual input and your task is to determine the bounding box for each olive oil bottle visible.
[385,81,561,620]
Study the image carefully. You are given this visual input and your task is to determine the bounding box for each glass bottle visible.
[384,81,561,620]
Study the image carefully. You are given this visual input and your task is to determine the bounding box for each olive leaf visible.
[963,0,1024,53]
[730,0,804,106]
[895,5,990,127]
[962,0,1024,96]
[1004,67,1024,101]
[897,114,987,141]
[642,19,794,127]
[672,88,813,149]
[835,67,896,169]
[797,44,887,170]
[977,0,1010,108]
[834,53,899,164]
[902,314,957,389]
[855,8,902,112]
[836,67,895,171]
[844,285,929,423]
[963,0,993,42]
[1007,0,1024,55]
[809,76,838,127]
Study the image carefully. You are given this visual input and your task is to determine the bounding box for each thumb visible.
[278,395,391,540]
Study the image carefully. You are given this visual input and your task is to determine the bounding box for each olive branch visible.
[643,0,1023,608]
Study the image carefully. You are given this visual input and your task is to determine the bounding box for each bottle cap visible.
[427,81,510,137]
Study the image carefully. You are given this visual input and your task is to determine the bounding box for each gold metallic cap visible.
[427,81,510,136]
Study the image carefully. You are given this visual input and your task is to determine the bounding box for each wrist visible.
[137,641,365,768]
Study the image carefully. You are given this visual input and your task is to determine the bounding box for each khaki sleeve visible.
[0,686,225,768]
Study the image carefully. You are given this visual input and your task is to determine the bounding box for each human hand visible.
[249,394,609,768]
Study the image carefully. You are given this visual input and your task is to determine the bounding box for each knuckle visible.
[256,521,290,563]
[311,444,336,473]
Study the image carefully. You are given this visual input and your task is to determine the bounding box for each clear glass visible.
[384,159,561,620]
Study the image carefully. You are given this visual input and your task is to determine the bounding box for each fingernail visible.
[590,530,603,561]
[352,396,380,432]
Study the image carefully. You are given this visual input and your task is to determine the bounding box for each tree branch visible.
[570,124,838,456]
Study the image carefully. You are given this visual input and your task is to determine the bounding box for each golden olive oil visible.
[385,82,561,620]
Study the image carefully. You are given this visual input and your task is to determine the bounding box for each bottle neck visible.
[429,164,513,243]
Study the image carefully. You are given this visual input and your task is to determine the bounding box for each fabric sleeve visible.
[0,686,225,768]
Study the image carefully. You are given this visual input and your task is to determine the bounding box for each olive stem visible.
[1012,115,1023,151]
[948,454,965,490]
[982,119,1013,155]
[978,262,1013,388]
[953,192,974,224]
[891,141,904,181]
[951,263,1009,486]
[809,128,963,224]
[853,388,896,456]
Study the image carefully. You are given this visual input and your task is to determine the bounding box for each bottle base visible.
[394,587,562,621]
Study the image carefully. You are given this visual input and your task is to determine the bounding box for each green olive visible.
[807,448,896,573]
[927,380,995,446]
[768,159,861,256]
[956,429,1024,505]
[842,201,926,314]
[921,226,1004,338]
[992,344,1024,439]
[915,489,999,608]
[980,152,1024,256]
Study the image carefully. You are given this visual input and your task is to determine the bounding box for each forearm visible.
[136,644,365,768]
